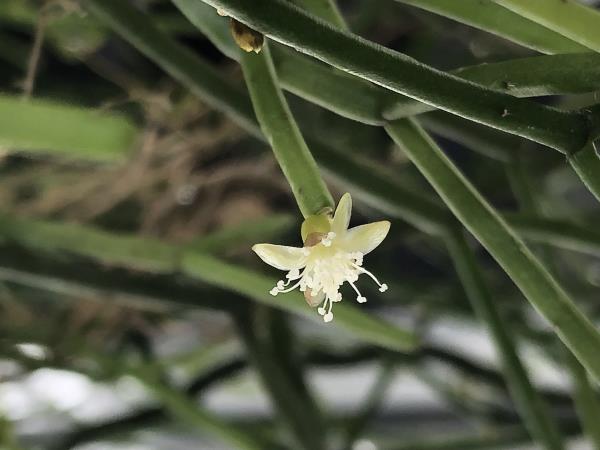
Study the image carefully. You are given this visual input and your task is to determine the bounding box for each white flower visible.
[252,193,390,323]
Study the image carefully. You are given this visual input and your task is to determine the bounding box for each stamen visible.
[269,287,279,296]
[351,252,364,266]
[287,268,300,279]
[277,270,302,291]
[352,263,387,291]
[323,297,334,322]
[277,279,304,294]
[348,279,367,304]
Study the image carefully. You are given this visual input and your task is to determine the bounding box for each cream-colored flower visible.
[252,193,390,323]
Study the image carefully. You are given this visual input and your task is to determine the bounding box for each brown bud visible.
[304,232,325,247]
[230,18,264,53]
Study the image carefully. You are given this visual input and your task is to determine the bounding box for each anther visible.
[287,269,300,279]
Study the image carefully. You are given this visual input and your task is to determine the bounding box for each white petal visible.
[332,193,352,234]
[343,221,390,255]
[252,244,308,270]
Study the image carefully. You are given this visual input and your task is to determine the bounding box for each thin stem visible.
[342,360,396,448]
[197,0,590,154]
[0,415,23,450]
[52,359,248,450]
[0,94,136,160]
[384,53,600,119]
[172,1,600,124]
[97,0,600,206]
[83,0,260,137]
[445,231,564,450]
[495,0,600,52]
[506,156,600,450]
[385,118,600,382]
[568,141,600,203]
[22,9,47,98]
[562,349,600,450]
[241,42,333,217]
[132,366,265,450]
[393,0,587,54]
[387,427,535,450]
[293,0,347,30]
[233,306,326,450]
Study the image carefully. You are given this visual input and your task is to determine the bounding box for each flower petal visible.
[332,193,352,234]
[343,221,390,255]
[252,244,308,270]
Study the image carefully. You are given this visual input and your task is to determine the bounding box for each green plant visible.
[1,1,600,449]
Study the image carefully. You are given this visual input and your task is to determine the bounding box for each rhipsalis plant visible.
[4,0,600,449]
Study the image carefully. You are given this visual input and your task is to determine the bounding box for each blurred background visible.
[1,0,600,449]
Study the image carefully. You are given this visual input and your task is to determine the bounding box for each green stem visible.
[133,366,265,450]
[562,349,600,450]
[342,360,395,447]
[188,214,295,253]
[505,157,600,450]
[173,1,600,124]
[83,0,260,137]
[445,231,564,450]
[384,53,600,119]
[100,0,600,206]
[385,118,600,382]
[197,0,589,154]
[0,94,136,159]
[0,415,23,450]
[419,112,517,162]
[293,0,347,30]
[83,0,600,372]
[241,42,333,217]
[233,307,326,450]
[387,427,533,450]
[0,213,418,351]
[568,141,600,203]
[495,0,600,52]
[393,0,587,54]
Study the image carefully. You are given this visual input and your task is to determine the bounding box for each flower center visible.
[269,232,388,322]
